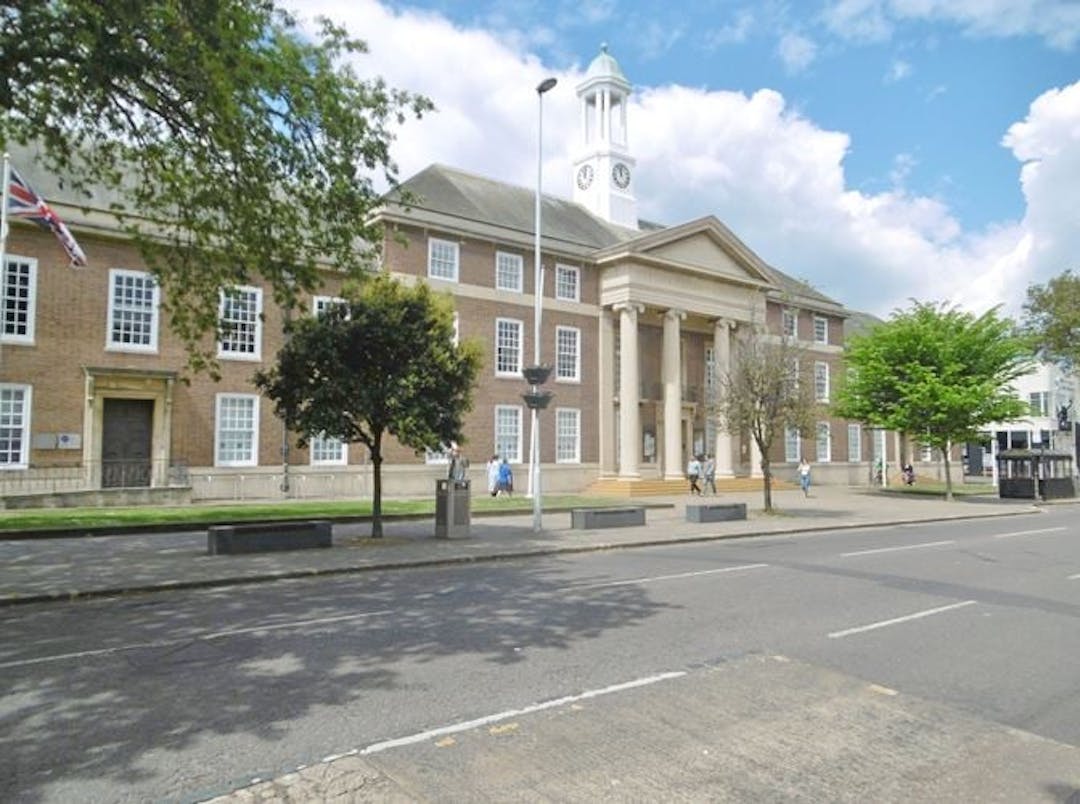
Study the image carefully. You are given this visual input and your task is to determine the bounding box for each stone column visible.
[662,309,685,479]
[615,303,643,479]
[712,319,735,477]
[598,307,616,475]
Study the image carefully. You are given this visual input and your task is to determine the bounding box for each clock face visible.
[576,164,594,190]
[612,162,631,189]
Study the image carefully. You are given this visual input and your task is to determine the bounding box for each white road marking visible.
[840,540,955,557]
[0,609,393,669]
[828,600,977,639]
[357,670,687,756]
[1068,573,1080,581]
[992,527,1067,539]
[567,563,769,590]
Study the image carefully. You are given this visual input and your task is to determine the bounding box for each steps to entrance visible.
[583,477,796,497]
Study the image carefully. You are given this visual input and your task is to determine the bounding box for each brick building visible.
[0,47,890,505]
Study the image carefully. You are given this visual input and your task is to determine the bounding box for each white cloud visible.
[293,1,1079,319]
[704,9,756,48]
[885,58,912,82]
[776,32,819,73]
[824,0,1080,49]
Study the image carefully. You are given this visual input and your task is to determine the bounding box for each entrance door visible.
[102,399,153,488]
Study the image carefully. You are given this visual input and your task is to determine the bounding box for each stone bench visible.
[685,503,747,523]
[571,506,646,529]
[207,520,333,555]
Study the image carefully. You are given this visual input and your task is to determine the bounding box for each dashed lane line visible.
[827,600,977,639]
[992,527,1067,539]
[0,609,394,669]
[840,540,955,557]
[565,563,769,591]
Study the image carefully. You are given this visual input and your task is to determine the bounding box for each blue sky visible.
[301,0,1080,317]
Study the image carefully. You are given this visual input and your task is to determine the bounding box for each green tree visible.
[1022,269,1080,367]
[711,326,819,513]
[255,276,482,538]
[834,301,1032,500]
[1,0,432,373]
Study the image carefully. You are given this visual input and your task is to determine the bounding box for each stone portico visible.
[595,217,776,481]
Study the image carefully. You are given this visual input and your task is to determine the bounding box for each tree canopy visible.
[1,0,432,372]
[255,275,482,537]
[711,325,819,512]
[1022,269,1080,368]
[834,301,1032,499]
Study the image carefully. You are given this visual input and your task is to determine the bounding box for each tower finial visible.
[600,42,608,54]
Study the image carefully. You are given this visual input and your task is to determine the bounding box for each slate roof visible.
[384,163,847,315]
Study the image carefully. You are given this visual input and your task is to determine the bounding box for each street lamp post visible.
[524,76,557,533]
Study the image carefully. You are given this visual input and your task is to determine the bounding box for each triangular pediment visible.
[593,216,779,290]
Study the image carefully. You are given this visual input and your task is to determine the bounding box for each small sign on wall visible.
[57,433,82,450]
[32,433,58,450]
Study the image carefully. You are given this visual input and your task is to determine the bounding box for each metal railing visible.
[0,459,190,497]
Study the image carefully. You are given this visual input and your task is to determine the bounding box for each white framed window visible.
[784,425,801,463]
[1029,391,1050,417]
[556,408,581,464]
[310,433,346,466]
[781,309,796,338]
[814,361,830,402]
[787,357,800,389]
[214,394,259,467]
[555,264,579,301]
[218,286,262,360]
[495,318,522,376]
[920,443,934,462]
[1,255,37,345]
[816,422,831,462]
[107,269,159,352]
[847,423,862,463]
[313,295,347,318]
[813,315,828,344]
[428,237,459,282]
[556,326,580,382]
[0,384,31,469]
[495,251,523,292]
[494,405,522,463]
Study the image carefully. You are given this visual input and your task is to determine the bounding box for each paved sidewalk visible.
[0,487,1046,606]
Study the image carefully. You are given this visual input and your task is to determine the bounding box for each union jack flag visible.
[5,164,88,268]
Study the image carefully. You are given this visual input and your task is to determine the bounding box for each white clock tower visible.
[573,45,638,230]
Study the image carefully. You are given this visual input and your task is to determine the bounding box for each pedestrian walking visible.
[448,445,469,484]
[486,454,501,497]
[703,454,717,495]
[798,457,811,497]
[497,458,514,496]
[687,454,702,495]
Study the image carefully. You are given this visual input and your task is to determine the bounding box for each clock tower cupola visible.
[573,45,638,229]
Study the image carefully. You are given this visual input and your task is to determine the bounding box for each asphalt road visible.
[2,508,1078,802]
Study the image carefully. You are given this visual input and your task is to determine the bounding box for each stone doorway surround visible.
[82,367,176,489]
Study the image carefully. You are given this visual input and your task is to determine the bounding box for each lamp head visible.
[537,77,557,94]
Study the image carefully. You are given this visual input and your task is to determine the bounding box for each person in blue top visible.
[497,458,513,497]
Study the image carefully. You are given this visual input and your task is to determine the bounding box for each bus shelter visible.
[996,449,1077,500]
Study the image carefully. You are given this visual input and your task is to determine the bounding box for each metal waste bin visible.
[435,478,471,539]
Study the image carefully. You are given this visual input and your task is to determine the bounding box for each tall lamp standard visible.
[523,76,557,533]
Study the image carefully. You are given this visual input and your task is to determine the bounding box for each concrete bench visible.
[571,506,646,529]
[207,520,333,555]
[685,503,747,523]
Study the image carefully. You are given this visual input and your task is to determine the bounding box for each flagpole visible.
[1,152,10,379]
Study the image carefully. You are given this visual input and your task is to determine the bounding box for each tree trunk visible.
[761,456,773,513]
[371,434,383,538]
[942,440,953,502]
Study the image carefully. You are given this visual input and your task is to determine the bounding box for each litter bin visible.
[435,478,471,539]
